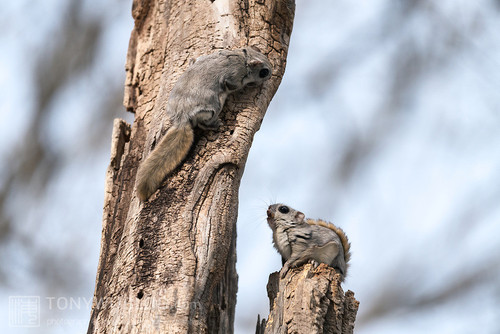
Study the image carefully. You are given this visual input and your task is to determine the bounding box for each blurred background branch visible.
[0,0,130,299]
[1,0,499,333]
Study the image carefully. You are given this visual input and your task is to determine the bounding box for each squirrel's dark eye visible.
[259,68,270,78]
[278,206,289,214]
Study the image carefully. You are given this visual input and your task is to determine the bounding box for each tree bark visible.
[261,264,359,334]
[87,0,294,333]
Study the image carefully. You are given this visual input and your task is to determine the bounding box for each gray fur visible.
[267,203,349,280]
[136,47,272,201]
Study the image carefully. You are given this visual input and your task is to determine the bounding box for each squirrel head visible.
[267,203,305,231]
[241,47,272,87]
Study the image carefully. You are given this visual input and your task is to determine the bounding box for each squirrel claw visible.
[279,264,290,279]
[309,259,320,269]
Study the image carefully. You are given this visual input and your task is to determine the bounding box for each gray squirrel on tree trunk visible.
[136,47,272,201]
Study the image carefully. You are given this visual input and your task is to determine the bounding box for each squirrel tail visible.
[136,122,194,201]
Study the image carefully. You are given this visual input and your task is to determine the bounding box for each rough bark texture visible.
[87,0,295,333]
[262,264,359,334]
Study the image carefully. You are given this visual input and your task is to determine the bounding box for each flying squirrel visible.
[136,47,272,201]
[267,204,352,281]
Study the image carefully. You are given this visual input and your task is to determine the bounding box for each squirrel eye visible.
[278,206,289,214]
[259,68,270,78]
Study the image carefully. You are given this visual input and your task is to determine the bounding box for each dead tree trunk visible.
[259,264,359,334]
[87,0,294,333]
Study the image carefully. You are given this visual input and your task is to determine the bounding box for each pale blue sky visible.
[1,1,499,333]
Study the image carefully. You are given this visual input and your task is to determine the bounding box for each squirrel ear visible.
[189,58,196,66]
[248,59,264,67]
[295,211,305,222]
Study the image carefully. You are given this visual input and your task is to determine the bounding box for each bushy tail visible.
[307,218,351,278]
[136,123,194,201]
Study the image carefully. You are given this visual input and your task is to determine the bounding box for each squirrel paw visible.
[280,263,291,279]
[198,119,221,131]
[309,259,320,269]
